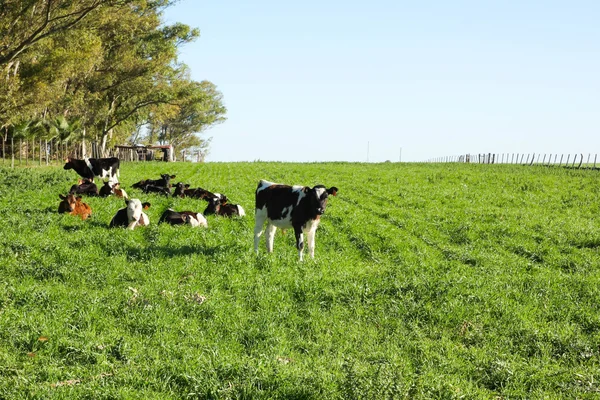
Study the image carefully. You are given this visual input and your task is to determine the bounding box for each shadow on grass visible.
[123,243,238,259]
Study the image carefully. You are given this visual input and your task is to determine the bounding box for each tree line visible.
[0,0,225,160]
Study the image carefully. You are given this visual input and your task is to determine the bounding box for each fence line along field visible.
[0,162,599,398]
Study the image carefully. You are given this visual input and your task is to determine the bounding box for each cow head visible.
[63,158,73,170]
[161,174,176,187]
[59,193,77,211]
[307,185,338,216]
[173,182,189,198]
[203,196,221,215]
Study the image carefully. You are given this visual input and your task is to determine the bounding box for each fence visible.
[0,138,115,167]
[0,139,183,167]
[425,153,599,169]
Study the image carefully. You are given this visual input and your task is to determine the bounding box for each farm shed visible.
[114,144,174,162]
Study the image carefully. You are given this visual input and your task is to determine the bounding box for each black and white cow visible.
[109,199,151,229]
[63,157,120,184]
[69,178,98,196]
[204,195,245,217]
[254,179,338,261]
[158,209,208,227]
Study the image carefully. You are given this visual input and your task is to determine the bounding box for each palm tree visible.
[10,120,30,167]
[48,116,82,161]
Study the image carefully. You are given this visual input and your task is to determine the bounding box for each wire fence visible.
[425,153,599,169]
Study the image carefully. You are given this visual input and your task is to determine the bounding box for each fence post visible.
[578,153,584,169]
[586,153,591,169]
[571,154,577,168]
[565,154,570,166]
[594,154,597,169]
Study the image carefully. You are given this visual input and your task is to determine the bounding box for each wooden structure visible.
[114,144,174,162]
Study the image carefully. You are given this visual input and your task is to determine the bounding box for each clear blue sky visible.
[163,0,600,162]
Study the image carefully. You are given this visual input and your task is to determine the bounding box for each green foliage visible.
[0,0,225,156]
[0,163,599,398]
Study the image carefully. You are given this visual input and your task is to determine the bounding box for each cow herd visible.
[59,157,338,260]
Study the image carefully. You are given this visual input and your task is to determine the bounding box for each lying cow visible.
[132,174,176,189]
[63,157,119,184]
[69,178,98,196]
[158,209,208,227]
[99,181,128,198]
[109,199,151,229]
[172,182,214,199]
[142,184,171,196]
[58,194,92,220]
[203,195,245,217]
[254,179,338,261]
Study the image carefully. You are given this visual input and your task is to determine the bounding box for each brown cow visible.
[58,194,92,220]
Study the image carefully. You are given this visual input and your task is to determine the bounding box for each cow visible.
[172,182,211,199]
[113,183,128,199]
[99,181,113,197]
[109,199,151,229]
[158,209,208,227]
[63,157,120,184]
[203,195,245,217]
[58,194,92,220]
[254,180,338,261]
[142,184,171,196]
[132,174,175,190]
[100,181,128,198]
[69,178,98,196]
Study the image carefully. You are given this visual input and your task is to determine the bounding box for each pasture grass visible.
[0,161,599,399]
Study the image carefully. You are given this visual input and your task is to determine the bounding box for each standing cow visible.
[63,157,120,184]
[254,179,338,261]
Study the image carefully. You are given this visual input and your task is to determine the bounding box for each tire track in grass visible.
[335,193,443,259]
[328,194,438,267]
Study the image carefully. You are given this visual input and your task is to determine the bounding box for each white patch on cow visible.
[314,187,326,199]
[292,186,307,205]
[188,213,208,228]
[254,206,269,252]
[83,157,94,175]
[237,205,246,217]
[257,180,275,193]
[126,199,143,230]
[139,212,150,226]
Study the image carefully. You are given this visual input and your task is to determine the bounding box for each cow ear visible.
[327,187,338,196]
[142,202,151,209]
[170,175,176,179]
[76,195,83,201]
[221,196,228,204]
[185,184,190,189]
[59,194,66,200]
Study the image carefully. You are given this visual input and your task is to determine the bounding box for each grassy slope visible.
[0,161,599,399]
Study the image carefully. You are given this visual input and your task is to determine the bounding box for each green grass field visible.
[0,161,599,399]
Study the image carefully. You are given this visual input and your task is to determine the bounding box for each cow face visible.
[203,197,221,215]
[63,158,73,171]
[173,182,189,198]
[59,193,76,212]
[307,185,336,216]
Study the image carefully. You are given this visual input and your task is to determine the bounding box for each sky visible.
[162,0,600,162]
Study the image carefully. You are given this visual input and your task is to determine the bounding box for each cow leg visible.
[306,227,316,258]
[294,226,305,261]
[265,223,277,253]
[253,208,267,253]
[127,220,138,230]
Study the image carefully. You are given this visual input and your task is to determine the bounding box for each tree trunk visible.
[39,139,42,166]
[82,127,87,158]
[19,139,22,165]
[45,139,48,166]
[11,137,15,168]
[100,129,111,157]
